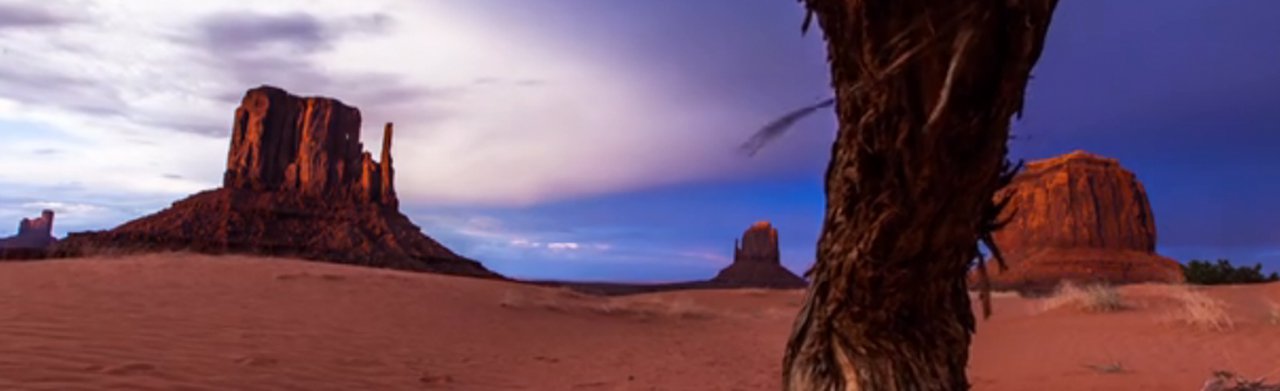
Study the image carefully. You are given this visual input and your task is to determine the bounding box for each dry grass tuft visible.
[589,296,721,320]
[1083,361,1127,374]
[1201,370,1280,391]
[741,288,782,297]
[659,298,719,319]
[1266,300,1280,326]
[498,287,589,312]
[1163,285,1234,331]
[1040,282,1127,313]
[498,289,720,320]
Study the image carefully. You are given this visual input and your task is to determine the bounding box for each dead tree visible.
[776,0,1059,389]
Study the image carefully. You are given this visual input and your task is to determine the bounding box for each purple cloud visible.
[0,3,77,30]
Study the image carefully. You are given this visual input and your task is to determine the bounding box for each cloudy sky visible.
[1,0,1277,281]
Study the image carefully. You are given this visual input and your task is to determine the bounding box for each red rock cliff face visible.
[56,86,496,278]
[981,151,1183,291]
[225,86,396,205]
[712,221,806,288]
[997,151,1157,252]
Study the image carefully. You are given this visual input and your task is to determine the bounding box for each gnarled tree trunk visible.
[782,0,1058,390]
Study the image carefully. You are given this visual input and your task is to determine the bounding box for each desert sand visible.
[2,254,1278,390]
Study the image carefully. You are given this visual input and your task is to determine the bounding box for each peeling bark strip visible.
[782,1,1058,390]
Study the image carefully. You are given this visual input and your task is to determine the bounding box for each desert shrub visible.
[1165,286,1234,331]
[1202,370,1280,390]
[1041,282,1127,312]
[1183,259,1279,285]
[1084,361,1127,374]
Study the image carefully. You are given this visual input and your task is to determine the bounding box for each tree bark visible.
[783,1,1058,390]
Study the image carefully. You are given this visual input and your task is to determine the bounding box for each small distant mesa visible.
[48,85,500,278]
[973,150,1184,293]
[711,221,807,288]
[0,209,57,259]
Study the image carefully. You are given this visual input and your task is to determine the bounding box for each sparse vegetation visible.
[498,288,720,320]
[1084,361,1127,374]
[1164,285,1235,331]
[1182,259,1280,285]
[1266,301,1280,326]
[659,298,718,320]
[1202,370,1280,391]
[499,287,589,312]
[1041,282,1128,312]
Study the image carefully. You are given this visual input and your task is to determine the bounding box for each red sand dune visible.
[1,254,1278,390]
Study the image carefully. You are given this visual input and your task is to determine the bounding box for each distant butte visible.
[975,150,1183,292]
[56,85,500,278]
[711,221,807,288]
[0,209,57,259]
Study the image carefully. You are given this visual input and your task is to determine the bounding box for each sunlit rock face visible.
[224,86,398,206]
[977,150,1184,292]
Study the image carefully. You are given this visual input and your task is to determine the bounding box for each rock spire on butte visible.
[711,221,807,288]
[58,85,498,278]
[976,150,1183,292]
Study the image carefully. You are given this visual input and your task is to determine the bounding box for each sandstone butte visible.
[0,209,58,259]
[55,86,500,279]
[711,221,808,288]
[976,150,1184,292]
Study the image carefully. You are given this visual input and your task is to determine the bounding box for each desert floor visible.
[1,254,1278,390]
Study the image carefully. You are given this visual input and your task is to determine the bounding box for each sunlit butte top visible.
[1024,150,1119,173]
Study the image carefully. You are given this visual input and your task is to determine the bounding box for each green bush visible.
[1181,259,1280,285]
